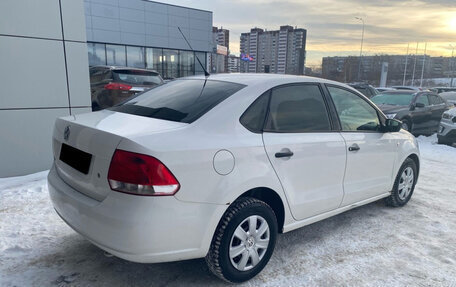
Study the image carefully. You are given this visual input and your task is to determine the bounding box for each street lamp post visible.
[355,17,364,82]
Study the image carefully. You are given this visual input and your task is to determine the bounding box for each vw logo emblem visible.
[64,126,70,141]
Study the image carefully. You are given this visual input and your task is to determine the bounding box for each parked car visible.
[438,107,456,145]
[48,74,420,283]
[391,86,424,92]
[371,90,451,135]
[429,87,456,94]
[89,66,164,111]
[376,87,396,93]
[439,91,456,106]
[348,83,379,98]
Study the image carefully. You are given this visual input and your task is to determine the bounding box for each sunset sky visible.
[157,0,456,67]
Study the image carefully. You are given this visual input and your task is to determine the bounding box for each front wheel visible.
[385,158,417,207]
[438,135,453,146]
[400,118,412,132]
[206,197,278,283]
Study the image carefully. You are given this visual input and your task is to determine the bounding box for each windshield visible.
[113,70,163,85]
[371,93,414,106]
[109,79,245,123]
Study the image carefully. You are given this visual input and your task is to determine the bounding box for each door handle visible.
[348,143,360,152]
[275,149,294,158]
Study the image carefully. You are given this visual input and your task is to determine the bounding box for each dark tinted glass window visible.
[429,94,444,105]
[113,70,162,85]
[328,86,380,131]
[240,91,270,133]
[110,79,245,123]
[354,87,368,96]
[265,84,331,132]
[416,95,429,106]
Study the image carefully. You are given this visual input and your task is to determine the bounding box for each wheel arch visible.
[236,187,286,233]
[407,153,420,178]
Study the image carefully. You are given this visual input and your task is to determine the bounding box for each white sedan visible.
[48,74,420,283]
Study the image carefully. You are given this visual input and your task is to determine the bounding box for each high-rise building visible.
[211,26,230,72]
[228,55,240,73]
[240,26,307,75]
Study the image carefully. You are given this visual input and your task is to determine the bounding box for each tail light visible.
[107,150,180,196]
[104,82,132,91]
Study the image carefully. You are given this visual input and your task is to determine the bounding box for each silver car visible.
[438,107,456,145]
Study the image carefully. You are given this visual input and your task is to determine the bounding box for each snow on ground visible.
[1,135,456,287]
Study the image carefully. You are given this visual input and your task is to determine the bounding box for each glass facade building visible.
[88,42,206,79]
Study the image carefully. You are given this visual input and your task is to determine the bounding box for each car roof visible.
[379,90,418,95]
[90,65,159,74]
[348,83,372,88]
[181,73,345,87]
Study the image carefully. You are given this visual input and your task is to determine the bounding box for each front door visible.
[262,84,346,221]
[411,94,432,134]
[325,85,398,206]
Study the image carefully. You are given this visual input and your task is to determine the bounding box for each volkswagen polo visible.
[48,74,420,283]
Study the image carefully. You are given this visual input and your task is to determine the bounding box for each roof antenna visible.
[177,27,210,77]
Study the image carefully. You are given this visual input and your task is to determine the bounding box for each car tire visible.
[206,197,278,283]
[437,135,453,146]
[385,158,417,207]
[400,118,412,133]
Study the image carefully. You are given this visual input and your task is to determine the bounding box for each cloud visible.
[158,0,456,65]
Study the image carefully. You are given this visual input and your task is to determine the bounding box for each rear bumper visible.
[48,164,226,263]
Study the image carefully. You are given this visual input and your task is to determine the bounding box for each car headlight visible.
[385,113,397,119]
[442,113,451,119]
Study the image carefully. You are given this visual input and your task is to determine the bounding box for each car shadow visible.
[34,200,390,286]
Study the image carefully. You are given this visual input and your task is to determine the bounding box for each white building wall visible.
[0,0,91,177]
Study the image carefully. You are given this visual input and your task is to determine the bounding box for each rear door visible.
[428,94,448,132]
[325,85,398,206]
[262,83,346,220]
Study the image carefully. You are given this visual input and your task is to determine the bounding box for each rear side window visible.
[240,91,270,133]
[429,94,444,105]
[265,84,331,132]
[110,79,245,123]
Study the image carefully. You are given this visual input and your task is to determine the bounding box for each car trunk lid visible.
[52,110,187,201]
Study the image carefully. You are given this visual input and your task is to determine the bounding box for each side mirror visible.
[384,119,401,132]
[415,102,425,108]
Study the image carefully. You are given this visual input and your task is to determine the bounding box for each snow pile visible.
[1,136,456,286]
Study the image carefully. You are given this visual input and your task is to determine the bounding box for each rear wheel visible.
[206,197,278,283]
[385,158,417,207]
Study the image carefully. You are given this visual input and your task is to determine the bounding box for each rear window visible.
[113,70,163,85]
[109,79,245,123]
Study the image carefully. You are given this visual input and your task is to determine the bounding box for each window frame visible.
[323,84,387,133]
[240,82,338,134]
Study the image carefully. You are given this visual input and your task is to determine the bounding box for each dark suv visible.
[371,90,451,135]
[89,66,164,111]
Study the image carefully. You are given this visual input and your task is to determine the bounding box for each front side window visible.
[416,95,430,106]
[327,86,380,132]
[265,84,331,132]
[110,79,245,123]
